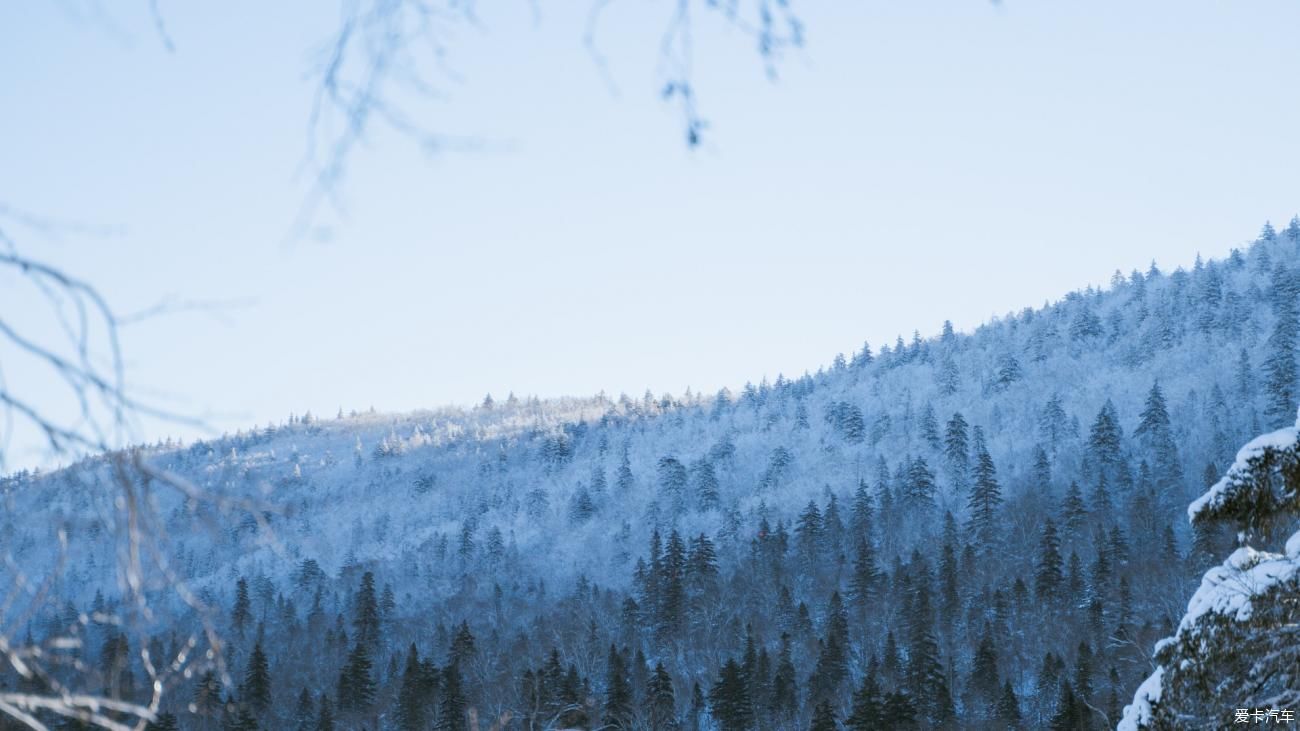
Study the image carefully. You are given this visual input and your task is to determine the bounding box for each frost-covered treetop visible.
[1186,404,1300,528]
[1121,405,1300,730]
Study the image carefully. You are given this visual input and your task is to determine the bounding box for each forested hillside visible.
[3,219,1299,730]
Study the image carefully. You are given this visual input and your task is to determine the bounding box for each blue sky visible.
[2,1,1299,468]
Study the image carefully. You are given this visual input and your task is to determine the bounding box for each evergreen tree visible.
[449,620,476,666]
[438,663,468,731]
[769,634,798,720]
[994,352,1024,390]
[1134,382,1171,441]
[996,680,1022,727]
[658,456,689,513]
[241,641,272,714]
[967,626,1000,716]
[905,576,953,723]
[314,694,335,731]
[691,458,721,511]
[336,641,376,715]
[710,658,753,731]
[232,577,252,634]
[230,705,260,731]
[1135,382,1183,492]
[1061,482,1088,536]
[966,426,1004,552]
[1033,444,1053,488]
[352,571,381,647]
[657,530,687,642]
[943,412,970,488]
[294,688,315,731]
[603,644,633,728]
[1263,295,1298,427]
[193,670,224,719]
[845,669,884,730]
[1039,394,1069,454]
[920,403,941,451]
[795,500,824,568]
[1049,683,1087,731]
[396,644,432,731]
[616,443,635,491]
[1036,518,1064,600]
[1087,400,1124,474]
[809,700,837,731]
[904,456,938,510]
[849,538,879,619]
[850,479,874,541]
[646,661,677,730]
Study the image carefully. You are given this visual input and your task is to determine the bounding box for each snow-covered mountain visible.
[3,220,1299,731]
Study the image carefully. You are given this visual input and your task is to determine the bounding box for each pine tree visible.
[449,620,475,666]
[314,694,335,731]
[905,575,954,723]
[944,412,970,488]
[396,644,432,731]
[920,403,941,450]
[769,634,798,720]
[1134,382,1170,442]
[232,577,252,634]
[657,530,687,642]
[241,641,272,714]
[967,626,1001,716]
[1034,444,1053,489]
[692,458,721,511]
[1039,394,1069,454]
[994,352,1024,390]
[1050,683,1086,731]
[230,705,260,731]
[809,700,837,731]
[658,456,689,514]
[1036,518,1064,601]
[1061,482,1088,536]
[603,644,632,728]
[352,571,381,647]
[845,668,883,730]
[193,670,224,719]
[1135,381,1183,493]
[710,658,753,731]
[966,426,1003,552]
[336,641,375,715]
[904,456,938,509]
[646,661,677,729]
[937,357,961,396]
[996,680,1022,727]
[1087,400,1124,475]
[795,500,824,568]
[294,687,315,731]
[1236,347,1255,400]
[617,443,635,491]
[849,538,879,619]
[438,663,468,731]
[851,479,874,541]
[1263,295,1298,427]
[686,533,720,615]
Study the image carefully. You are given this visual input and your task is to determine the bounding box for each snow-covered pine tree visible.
[1120,406,1300,729]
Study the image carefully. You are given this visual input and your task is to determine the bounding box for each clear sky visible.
[2,1,1299,469]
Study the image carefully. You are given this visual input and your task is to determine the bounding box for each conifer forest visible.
[4,223,1300,730]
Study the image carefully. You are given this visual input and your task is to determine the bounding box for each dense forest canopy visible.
[2,220,1299,729]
